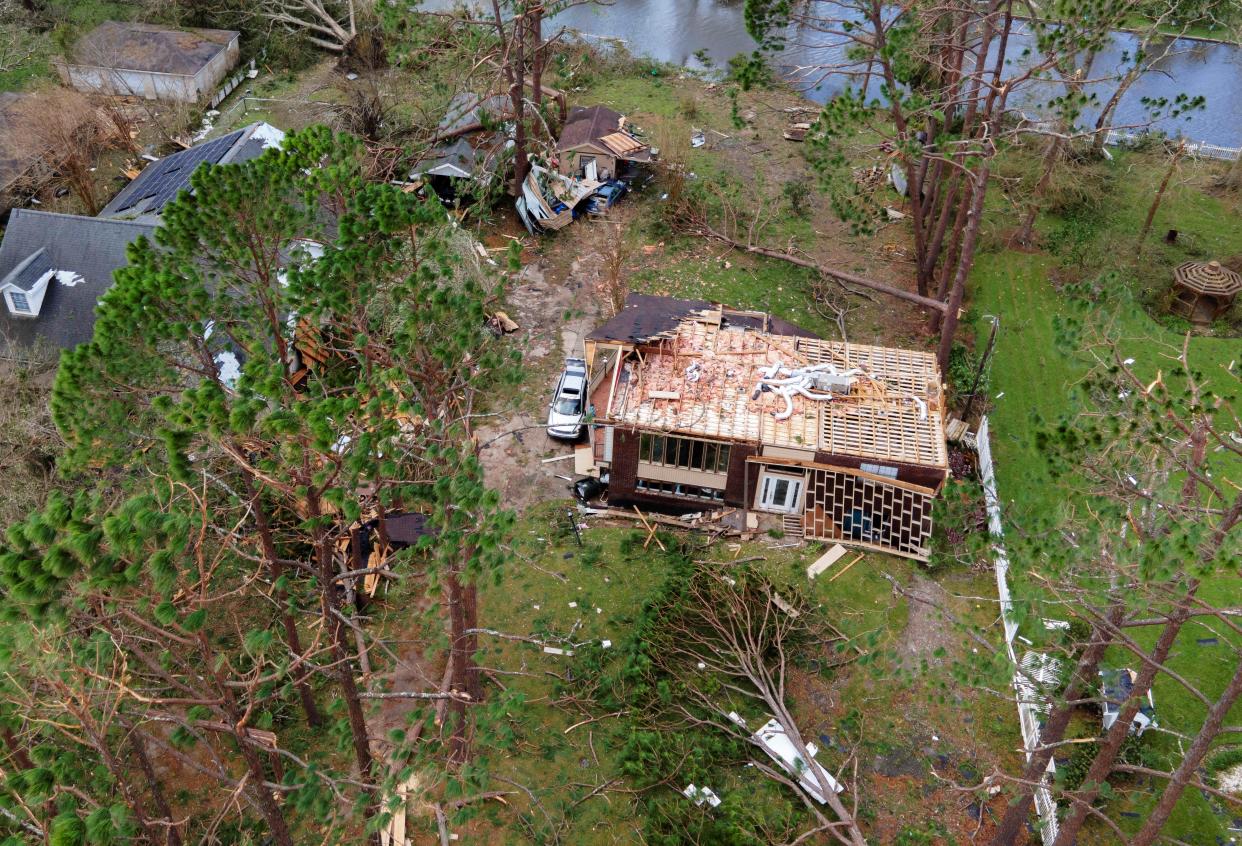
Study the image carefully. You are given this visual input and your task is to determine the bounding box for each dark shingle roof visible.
[0,210,156,355]
[558,105,624,151]
[438,92,513,136]
[2,248,52,292]
[587,294,715,343]
[587,294,820,344]
[68,21,237,76]
[99,123,278,220]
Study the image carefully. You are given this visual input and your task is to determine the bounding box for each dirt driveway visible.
[475,213,621,511]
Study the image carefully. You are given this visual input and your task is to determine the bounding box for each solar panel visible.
[115,129,245,214]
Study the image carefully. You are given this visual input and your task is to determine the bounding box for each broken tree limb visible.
[697,224,948,313]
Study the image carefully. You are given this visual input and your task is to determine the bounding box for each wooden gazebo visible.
[1170,260,1242,325]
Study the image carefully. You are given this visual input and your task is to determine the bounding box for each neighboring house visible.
[100,122,285,222]
[0,210,155,358]
[55,21,240,103]
[556,105,655,181]
[0,122,285,357]
[582,294,949,561]
[411,93,514,199]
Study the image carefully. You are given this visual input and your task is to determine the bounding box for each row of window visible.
[638,433,731,474]
[636,479,725,502]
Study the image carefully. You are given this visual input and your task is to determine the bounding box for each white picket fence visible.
[976,416,1061,845]
[1104,129,1241,161]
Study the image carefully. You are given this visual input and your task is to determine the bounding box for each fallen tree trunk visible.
[697,224,949,313]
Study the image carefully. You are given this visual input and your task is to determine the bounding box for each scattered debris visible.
[783,122,811,142]
[543,646,574,656]
[827,553,865,582]
[945,417,970,443]
[770,592,800,618]
[751,718,844,802]
[682,784,722,808]
[488,310,520,333]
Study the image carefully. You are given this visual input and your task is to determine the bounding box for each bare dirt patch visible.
[898,573,958,670]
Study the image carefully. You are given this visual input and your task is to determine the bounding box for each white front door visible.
[583,158,598,181]
[757,471,805,514]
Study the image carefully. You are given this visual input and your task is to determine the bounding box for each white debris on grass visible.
[682,784,721,807]
[751,718,844,803]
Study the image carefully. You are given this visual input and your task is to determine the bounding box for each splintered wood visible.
[606,318,947,468]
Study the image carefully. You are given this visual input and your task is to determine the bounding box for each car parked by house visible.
[546,357,589,439]
[587,180,628,215]
[1100,668,1157,736]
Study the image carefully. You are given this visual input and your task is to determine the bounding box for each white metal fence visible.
[976,416,1060,845]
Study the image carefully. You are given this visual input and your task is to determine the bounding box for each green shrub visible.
[1206,746,1242,785]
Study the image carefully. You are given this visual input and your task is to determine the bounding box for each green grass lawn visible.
[970,149,1242,843]
[467,502,1019,842]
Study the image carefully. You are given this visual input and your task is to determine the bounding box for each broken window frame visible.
[638,433,730,474]
[635,478,724,502]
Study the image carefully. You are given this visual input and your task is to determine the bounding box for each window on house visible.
[860,463,899,479]
[8,292,30,313]
[756,471,805,514]
[636,479,724,502]
[638,434,730,473]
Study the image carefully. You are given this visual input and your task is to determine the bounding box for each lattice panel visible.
[802,467,934,560]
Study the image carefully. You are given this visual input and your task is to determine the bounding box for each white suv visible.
[546,358,589,439]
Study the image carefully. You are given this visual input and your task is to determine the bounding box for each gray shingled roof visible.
[99,123,279,221]
[0,210,156,355]
[1,248,52,292]
[67,21,237,76]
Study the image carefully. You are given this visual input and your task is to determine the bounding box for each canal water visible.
[421,0,1242,148]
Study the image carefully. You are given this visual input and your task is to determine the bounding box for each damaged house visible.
[581,295,948,561]
[556,105,655,181]
[411,93,514,201]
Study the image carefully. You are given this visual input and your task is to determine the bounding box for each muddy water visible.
[420,0,1242,147]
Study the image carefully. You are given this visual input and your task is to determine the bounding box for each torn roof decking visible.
[595,314,948,469]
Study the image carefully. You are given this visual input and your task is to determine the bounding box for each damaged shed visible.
[581,295,948,561]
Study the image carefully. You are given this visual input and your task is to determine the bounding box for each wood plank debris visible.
[806,544,848,579]
[827,553,865,582]
[541,453,575,463]
[632,505,667,551]
[770,592,800,618]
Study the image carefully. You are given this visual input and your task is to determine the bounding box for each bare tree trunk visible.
[1138,141,1185,250]
[936,164,990,370]
[990,607,1122,846]
[1016,135,1063,246]
[444,564,480,764]
[1130,661,1242,846]
[246,479,323,728]
[1051,590,1196,845]
[122,717,183,846]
